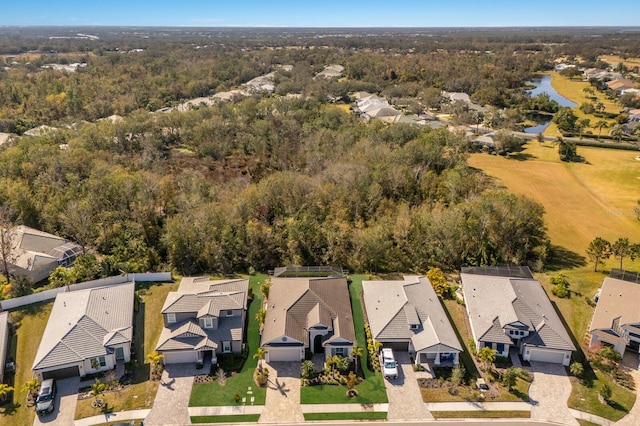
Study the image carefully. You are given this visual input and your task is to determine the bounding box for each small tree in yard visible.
[586,237,612,272]
[600,383,612,403]
[551,273,570,298]
[501,367,518,391]
[23,378,40,403]
[612,238,632,270]
[301,360,316,380]
[0,383,14,402]
[147,351,164,380]
[570,362,584,379]
[91,379,106,406]
[478,346,497,372]
[253,348,268,368]
[451,364,466,386]
[351,346,363,375]
[600,346,622,367]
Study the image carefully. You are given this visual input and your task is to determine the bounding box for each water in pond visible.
[524,75,577,134]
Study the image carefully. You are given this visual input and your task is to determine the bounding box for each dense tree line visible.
[0,96,548,278]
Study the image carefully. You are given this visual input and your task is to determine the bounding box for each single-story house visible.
[5,225,82,283]
[156,277,248,365]
[606,79,637,93]
[588,270,640,358]
[362,276,462,365]
[260,276,355,362]
[32,282,135,379]
[0,312,11,383]
[461,266,575,366]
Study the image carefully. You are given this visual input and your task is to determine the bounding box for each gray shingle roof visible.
[589,276,640,344]
[156,277,248,353]
[261,277,355,348]
[33,283,135,371]
[362,276,462,353]
[461,269,575,352]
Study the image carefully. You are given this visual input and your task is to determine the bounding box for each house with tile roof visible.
[156,277,248,365]
[5,225,82,284]
[588,270,640,359]
[362,276,462,366]
[461,266,575,366]
[32,282,135,379]
[260,276,355,362]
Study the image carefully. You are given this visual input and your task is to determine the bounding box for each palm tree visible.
[477,346,497,372]
[91,379,106,406]
[325,354,340,375]
[22,378,40,403]
[351,346,363,375]
[146,351,165,380]
[0,383,14,402]
[253,348,268,368]
[595,120,609,140]
[254,308,266,325]
[578,118,590,139]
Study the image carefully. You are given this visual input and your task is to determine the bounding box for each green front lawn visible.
[300,375,388,404]
[432,410,531,419]
[568,370,636,421]
[191,414,261,423]
[0,301,53,426]
[189,275,267,407]
[421,377,530,403]
[304,412,387,421]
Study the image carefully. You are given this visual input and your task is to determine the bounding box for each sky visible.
[2,0,640,27]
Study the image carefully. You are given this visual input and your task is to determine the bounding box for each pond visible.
[524,75,577,134]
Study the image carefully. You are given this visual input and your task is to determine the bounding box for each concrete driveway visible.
[527,362,578,426]
[33,376,79,426]
[385,352,433,420]
[144,363,197,426]
[258,361,304,423]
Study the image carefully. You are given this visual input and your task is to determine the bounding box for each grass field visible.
[599,55,640,70]
[303,412,387,421]
[191,414,261,423]
[568,371,635,421]
[431,410,531,419]
[543,72,622,137]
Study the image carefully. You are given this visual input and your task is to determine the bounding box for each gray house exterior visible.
[156,277,248,365]
[260,276,356,362]
[362,276,462,366]
[32,283,135,379]
[462,267,575,366]
[0,312,11,383]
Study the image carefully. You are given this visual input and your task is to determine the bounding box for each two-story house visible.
[462,266,575,366]
[156,277,248,365]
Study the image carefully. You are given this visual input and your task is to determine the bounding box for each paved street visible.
[385,352,434,420]
[258,362,304,423]
[33,376,79,426]
[144,364,198,426]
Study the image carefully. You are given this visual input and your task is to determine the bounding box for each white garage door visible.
[267,347,302,362]
[163,350,198,365]
[529,349,565,364]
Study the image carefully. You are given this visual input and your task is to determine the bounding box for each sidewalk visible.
[74,409,150,426]
[569,408,614,426]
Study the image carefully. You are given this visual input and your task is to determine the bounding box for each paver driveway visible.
[385,352,433,420]
[33,376,79,426]
[144,363,197,426]
[258,362,304,423]
[528,361,578,426]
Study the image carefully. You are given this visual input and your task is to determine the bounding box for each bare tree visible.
[0,204,19,283]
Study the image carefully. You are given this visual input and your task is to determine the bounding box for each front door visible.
[115,347,125,361]
[314,335,323,353]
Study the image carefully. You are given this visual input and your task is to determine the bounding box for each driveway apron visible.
[258,362,304,423]
[385,352,433,420]
[144,364,197,426]
[33,376,80,426]
[528,361,578,425]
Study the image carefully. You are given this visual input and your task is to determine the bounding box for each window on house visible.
[334,347,346,356]
[203,317,213,329]
[91,356,107,369]
[520,331,525,336]
[167,313,176,324]
[496,343,505,353]
[410,324,419,330]
[223,341,231,353]
[226,310,233,316]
